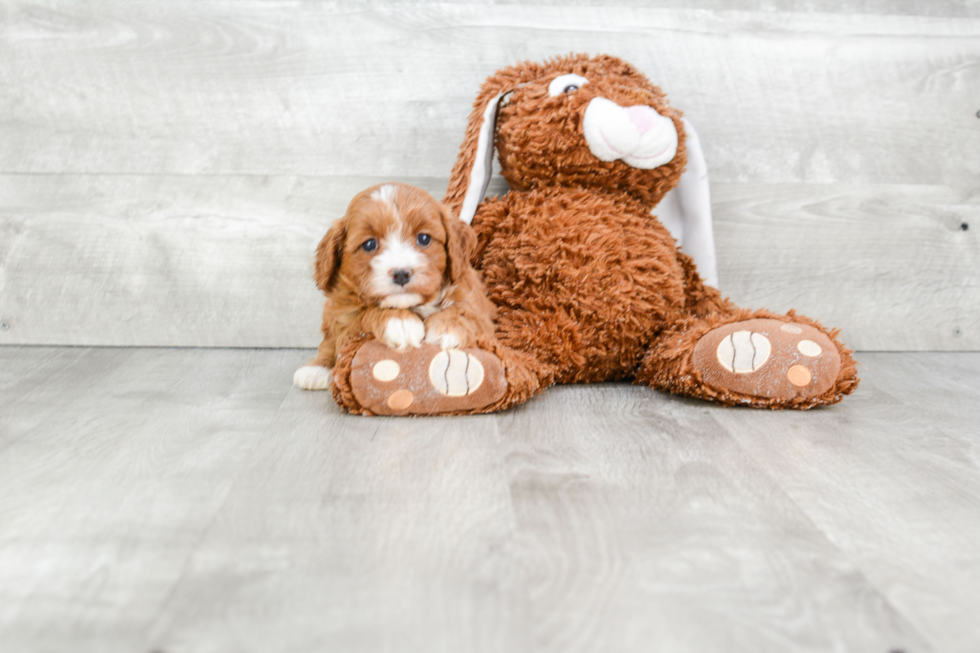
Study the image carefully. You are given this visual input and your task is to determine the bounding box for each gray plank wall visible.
[0,1,977,350]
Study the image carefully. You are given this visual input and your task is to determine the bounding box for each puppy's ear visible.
[440,203,477,285]
[443,62,543,224]
[314,220,346,292]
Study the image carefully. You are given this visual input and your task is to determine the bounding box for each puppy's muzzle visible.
[392,269,412,287]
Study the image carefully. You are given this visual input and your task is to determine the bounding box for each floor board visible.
[0,348,296,651]
[721,353,980,653]
[1,346,977,652]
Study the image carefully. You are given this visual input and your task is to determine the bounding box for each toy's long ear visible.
[314,219,347,293]
[439,203,477,284]
[655,118,718,288]
[444,88,506,224]
[444,65,534,223]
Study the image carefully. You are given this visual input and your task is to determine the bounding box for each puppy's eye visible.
[416,233,431,247]
[361,239,378,252]
[563,85,579,94]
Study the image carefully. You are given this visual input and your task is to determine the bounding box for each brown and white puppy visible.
[293,182,497,390]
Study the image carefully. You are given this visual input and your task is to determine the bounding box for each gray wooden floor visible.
[1,346,979,653]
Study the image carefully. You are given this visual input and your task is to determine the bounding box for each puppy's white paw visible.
[382,316,425,350]
[293,365,333,390]
[424,328,462,350]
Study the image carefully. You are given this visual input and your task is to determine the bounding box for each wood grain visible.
[0,346,104,443]
[0,174,446,348]
[0,346,296,651]
[713,183,980,351]
[720,352,980,653]
[7,346,978,651]
[397,0,980,15]
[1,174,976,350]
[1,2,977,351]
[0,3,977,187]
[496,385,927,653]
[146,387,530,653]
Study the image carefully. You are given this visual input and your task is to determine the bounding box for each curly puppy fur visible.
[332,54,857,412]
[309,183,495,371]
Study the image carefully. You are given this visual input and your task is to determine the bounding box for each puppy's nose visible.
[392,269,412,287]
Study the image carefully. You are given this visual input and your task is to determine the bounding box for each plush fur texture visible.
[330,54,858,413]
[302,183,496,378]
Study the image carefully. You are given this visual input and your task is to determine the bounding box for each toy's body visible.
[473,187,714,384]
[330,54,858,415]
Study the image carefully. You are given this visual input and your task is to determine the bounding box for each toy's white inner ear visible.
[548,73,589,97]
[656,118,718,289]
[459,92,504,225]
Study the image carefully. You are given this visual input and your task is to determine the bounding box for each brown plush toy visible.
[331,53,858,415]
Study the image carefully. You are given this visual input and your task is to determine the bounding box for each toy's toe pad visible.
[428,350,485,397]
[693,319,840,401]
[350,341,506,415]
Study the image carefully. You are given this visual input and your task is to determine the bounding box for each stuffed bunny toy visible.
[328,53,858,415]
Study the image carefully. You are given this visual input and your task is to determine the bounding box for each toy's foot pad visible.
[692,319,841,401]
[349,341,507,415]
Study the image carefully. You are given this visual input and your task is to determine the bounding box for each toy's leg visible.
[330,333,547,416]
[676,250,734,319]
[636,308,859,409]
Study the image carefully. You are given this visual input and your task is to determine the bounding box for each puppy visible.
[293,183,497,390]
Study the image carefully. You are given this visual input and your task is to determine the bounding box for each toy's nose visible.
[582,96,678,169]
[392,269,412,286]
[627,105,658,135]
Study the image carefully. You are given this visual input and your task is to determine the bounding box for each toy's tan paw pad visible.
[693,319,841,401]
[350,341,506,415]
[428,350,485,397]
[715,330,771,373]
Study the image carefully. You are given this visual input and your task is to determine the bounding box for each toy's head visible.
[446,54,688,222]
